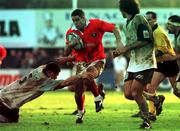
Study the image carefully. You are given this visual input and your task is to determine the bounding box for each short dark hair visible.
[71,9,85,18]
[45,62,60,73]
[119,0,140,16]
[146,11,157,19]
[168,15,180,23]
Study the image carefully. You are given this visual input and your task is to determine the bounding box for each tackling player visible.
[0,61,83,123]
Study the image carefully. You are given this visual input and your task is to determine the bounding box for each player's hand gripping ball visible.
[67,32,84,51]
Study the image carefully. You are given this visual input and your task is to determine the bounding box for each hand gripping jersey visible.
[0,66,62,109]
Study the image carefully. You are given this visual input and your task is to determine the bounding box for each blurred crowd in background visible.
[1,48,127,70]
[1,48,64,68]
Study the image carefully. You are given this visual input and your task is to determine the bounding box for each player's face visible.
[120,10,127,18]
[72,15,86,30]
[46,71,59,79]
[166,20,175,34]
[145,14,156,27]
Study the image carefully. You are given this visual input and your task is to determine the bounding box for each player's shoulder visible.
[134,14,144,20]
[133,14,146,23]
[89,18,103,24]
[66,28,74,35]
[31,65,46,80]
[154,25,167,37]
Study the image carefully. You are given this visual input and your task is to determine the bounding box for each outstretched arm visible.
[56,56,75,65]
[54,67,96,90]
[54,75,81,90]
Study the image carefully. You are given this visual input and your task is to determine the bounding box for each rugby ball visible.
[67,32,84,51]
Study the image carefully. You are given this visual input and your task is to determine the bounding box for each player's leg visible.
[0,102,19,123]
[70,82,105,115]
[144,71,166,116]
[133,69,155,129]
[166,60,179,98]
[97,83,105,100]
[174,74,180,98]
[67,84,79,115]
[80,61,105,112]
[83,63,104,112]
[74,80,86,123]
[130,80,151,129]
[124,72,134,100]
[124,80,142,118]
[123,74,142,117]
[169,74,180,98]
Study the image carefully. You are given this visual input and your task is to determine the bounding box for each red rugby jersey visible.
[66,19,115,63]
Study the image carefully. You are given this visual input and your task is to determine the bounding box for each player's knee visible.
[81,73,94,81]
[124,91,133,100]
[131,91,139,99]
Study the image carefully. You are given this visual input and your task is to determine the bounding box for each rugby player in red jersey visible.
[64,8,123,123]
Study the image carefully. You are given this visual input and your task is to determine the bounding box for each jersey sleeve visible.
[96,19,115,32]
[134,15,152,42]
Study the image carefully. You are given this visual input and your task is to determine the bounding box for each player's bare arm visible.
[112,26,124,48]
[160,54,180,61]
[55,56,75,65]
[54,75,82,90]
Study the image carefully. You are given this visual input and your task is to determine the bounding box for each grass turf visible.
[0,91,179,131]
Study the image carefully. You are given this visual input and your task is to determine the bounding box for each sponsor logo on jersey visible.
[91,33,97,37]
[143,30,150,38]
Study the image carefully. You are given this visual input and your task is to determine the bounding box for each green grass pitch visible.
[0,91,179,131]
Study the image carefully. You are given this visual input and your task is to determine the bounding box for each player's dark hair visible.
[45,62,61,73]
[146,11,157,20]
[119,0,140,16]
[71,9,85,18]
[168,15,180,23]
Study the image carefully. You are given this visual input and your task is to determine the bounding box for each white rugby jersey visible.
[123,14,156,72]
[0,66,62,109]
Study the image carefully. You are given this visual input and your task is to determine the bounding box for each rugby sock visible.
[75,94,85,111]
[143,91,157,115]
[94,95,102,102]
[149,100,156,115]
[143,91,156,102]
[82,94,85,111]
